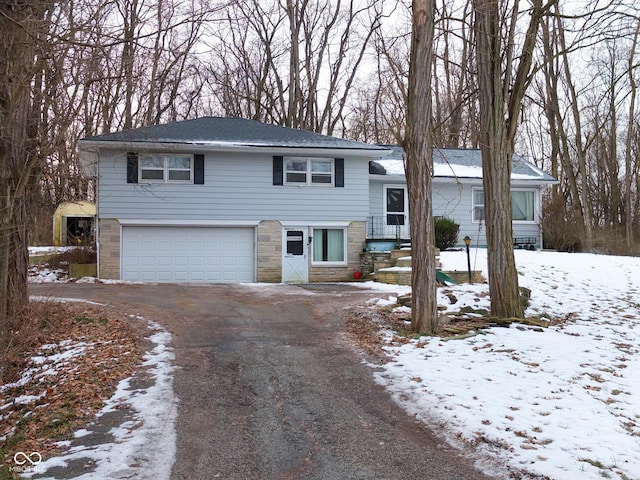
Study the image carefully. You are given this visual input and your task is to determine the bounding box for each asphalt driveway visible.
[30,282,491,480]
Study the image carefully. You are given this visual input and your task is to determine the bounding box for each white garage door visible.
[121,226,255,283]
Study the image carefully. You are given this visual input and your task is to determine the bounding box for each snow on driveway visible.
[359,250,640,480]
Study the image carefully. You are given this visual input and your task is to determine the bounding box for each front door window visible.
[286,230,304,255]
[386,188,405,226]
[382,185,409,239]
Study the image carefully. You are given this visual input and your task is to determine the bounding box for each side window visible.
[512,190,535,221]
[472,188,536,222]
[472,189,485,222]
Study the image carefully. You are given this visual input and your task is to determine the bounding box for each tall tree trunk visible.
[474,0,521,318]
[0,1,39,326]
[285,0,305,129]
[625,21,640,252]
[473,0,552,318]
[406,0,437,333]
[556,11,593,250]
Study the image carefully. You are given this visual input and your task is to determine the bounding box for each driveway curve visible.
[30,282,491,480]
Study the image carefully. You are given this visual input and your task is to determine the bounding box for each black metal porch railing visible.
[366,216,410,241]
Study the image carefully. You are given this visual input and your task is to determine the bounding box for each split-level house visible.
[79,117,556,283]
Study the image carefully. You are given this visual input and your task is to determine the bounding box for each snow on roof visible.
[371,146,557,182]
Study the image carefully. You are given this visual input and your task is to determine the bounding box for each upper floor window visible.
[140,154,193,183]
[472,188,536,222]
[284,158,334,186]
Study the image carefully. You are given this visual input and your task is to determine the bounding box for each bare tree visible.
[406,0,437,333]
[205,0,383,135]
[432,0,477,148]
[473,0,556,318]
[0,1,47,328]
[625,20,640,251]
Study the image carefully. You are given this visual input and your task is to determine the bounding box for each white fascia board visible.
[117,219,260,227]
[78,140,389,159]
[369,174,405,182]
[510,179,556,187]
[280,221,351,227]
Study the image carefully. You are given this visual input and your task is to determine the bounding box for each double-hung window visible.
[511,190,536,221]
[140,154,193,183]
[472,189,486,222]
[284,158,334,186]
[312,228,346,265]
[472,188,536,222]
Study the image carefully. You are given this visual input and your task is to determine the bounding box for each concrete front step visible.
[373,247,443,285]
[375,267,412,285]
[374,268,483,286]
[395,256,413,268]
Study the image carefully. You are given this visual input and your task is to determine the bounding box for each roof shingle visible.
[82,117,388,152]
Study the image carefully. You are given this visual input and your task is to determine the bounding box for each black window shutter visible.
[335,158,344,187]
[273,156,284,185]
[194,154,205,184]
[127,152,138,183]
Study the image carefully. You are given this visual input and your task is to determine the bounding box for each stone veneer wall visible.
[359,251,396,280]
[256,220,282,282]
[97,218,120,279]
[97,219,365,283]
[308,221,366,282]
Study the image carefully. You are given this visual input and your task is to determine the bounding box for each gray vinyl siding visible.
[368,177,404,218]
[368,176,544,247]
[98,150,370,221]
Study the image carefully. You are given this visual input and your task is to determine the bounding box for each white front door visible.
[282,227,308,283]
[384,185,409,238]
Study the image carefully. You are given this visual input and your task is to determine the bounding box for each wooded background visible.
[2,0,636,254]
[2,0,639,334]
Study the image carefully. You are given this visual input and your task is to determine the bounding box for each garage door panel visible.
[122,226,255,283]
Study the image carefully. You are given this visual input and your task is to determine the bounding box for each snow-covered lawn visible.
[23,246,640,479]
[359,249,640,480]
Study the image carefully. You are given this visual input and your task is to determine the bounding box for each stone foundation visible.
[97,218,120,279]
[256,220,282,282]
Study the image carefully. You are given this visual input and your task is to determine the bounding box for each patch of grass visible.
[39,404,76,438]
[0,301,145,476]
[74,316,108,326]
[45,247,96,270]
[581,458,606,469]
[0,464,16,480]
